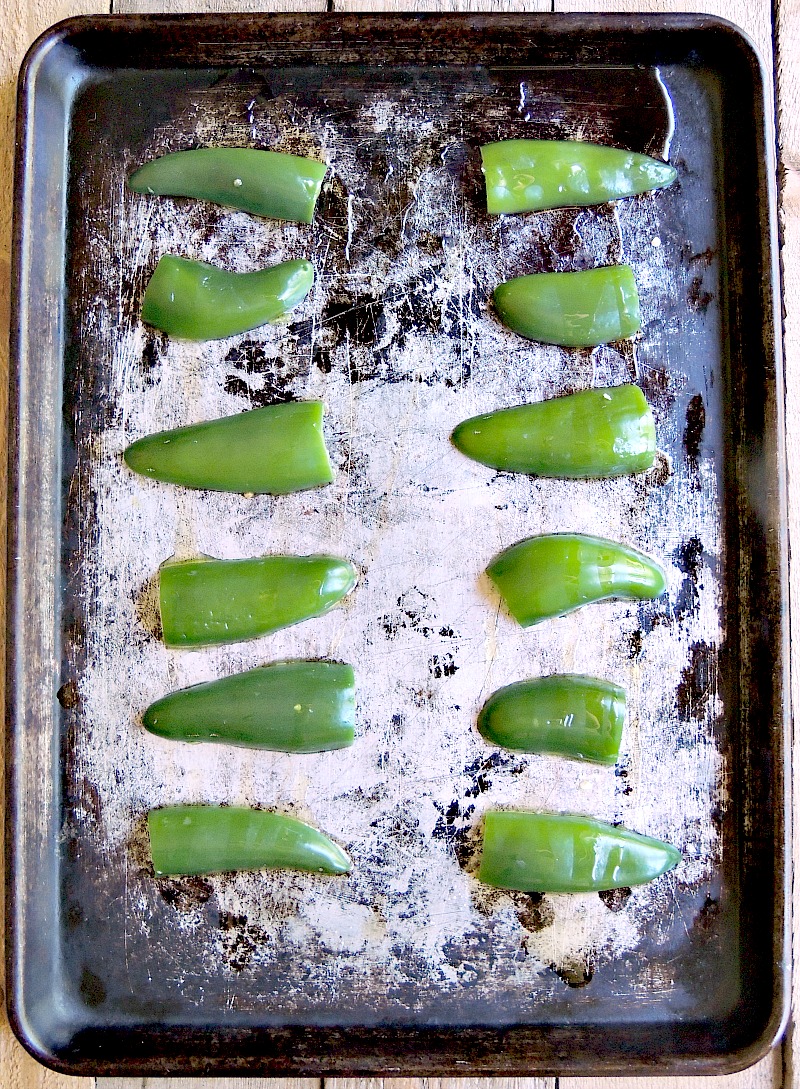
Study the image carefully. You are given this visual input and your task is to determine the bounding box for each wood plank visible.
[330,0,550,12]
[327,1079,553,1089]
[114,0,325,12]
[102,1081,319,1089]
[559,1050,783,1089]
[0,1,111,1083]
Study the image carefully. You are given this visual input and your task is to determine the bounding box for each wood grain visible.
[329,1,550,12]
[559,1053,783,1089]
[114,0,325,12]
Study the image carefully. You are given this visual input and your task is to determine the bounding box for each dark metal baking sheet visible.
[6,12,789,1077]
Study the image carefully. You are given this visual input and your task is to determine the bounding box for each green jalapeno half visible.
[487,533,666,627]
[479,811,680,893]
[129,147,328,224]
[493,265,640,347]
[124,401,333,495]
[451,384,655,478]
[481,139,677,215]
[142,255,314,340]
[149,806,351,877]
[478,675,625,765]
[159,553,357,648]
[143,660,355,753]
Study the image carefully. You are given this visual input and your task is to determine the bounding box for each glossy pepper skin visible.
[143,661,355,752]
[142,255,314,340]
[481,139,677,215]
[129,148,327,224]
[493,265,640,347]
[148,806,351,877]
[124,401,333,495]
[478,675,625,765]
[159,554,356,648]
[487,533,666,627]
[479,811,681,893]
[451,384,655,478]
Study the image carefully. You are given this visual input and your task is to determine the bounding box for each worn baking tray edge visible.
[4,12,790,1077]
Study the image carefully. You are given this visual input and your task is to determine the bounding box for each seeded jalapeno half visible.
[478,675,625,765]
[159,554,356,649]
[129,148,327,224]
[479,811,681,893]
[124,401,333,495]
[481,139,677,215]
[493,265,640,347]
[143,660,355,753]
[451,384,655,478]
[487,533,666,627]
[148,806,351,877]
[142,255,314,340]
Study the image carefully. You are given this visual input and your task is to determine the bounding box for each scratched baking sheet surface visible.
[63,63,726,1021]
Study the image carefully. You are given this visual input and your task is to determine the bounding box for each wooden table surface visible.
[0,0,796,1087]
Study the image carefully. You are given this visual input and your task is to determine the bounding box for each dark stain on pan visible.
[683,393,706,477]
[687,276,713,313]
[429,653,457,678]
[223,341,303,406]
[514,892,555,933]
[628,629,643,659]
[690,895,720,944]
[379,588,437,639]
[79,966,107,1008]
[554,955,595,989]
[157,876,214,913]
[638,365,675,418]
[676,641,715,721]
[615,762,634,798]
[58,680,80,709]
[140,334,166,387]
[599,887,632,912]
[682,244,715,268]
[672,537,705,623]
[217,910,269,972]
[676,536,704,581]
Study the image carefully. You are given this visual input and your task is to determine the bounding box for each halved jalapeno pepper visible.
[159,554,356,649]
[479,811,680,893]
[481,139,676,215]
[144,660,355,753]
[130,147,327,224]
[487,533,666,627]
[124,401,333,495]
[451,384,655,478]
[493,265,640,347]
[142,255,313,340]
[149,806,351,877]
[478,675,625,765]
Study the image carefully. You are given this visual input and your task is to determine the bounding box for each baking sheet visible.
[6,13,788,1076]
